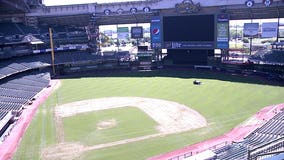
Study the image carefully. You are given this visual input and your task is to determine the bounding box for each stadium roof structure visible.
[225,3,284,20]
[1,0,284,26]
[43,0,162,6]
[0,0,29,14]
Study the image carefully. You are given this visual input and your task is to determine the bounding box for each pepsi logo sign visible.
[152,28,160,35]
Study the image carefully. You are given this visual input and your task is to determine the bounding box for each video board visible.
[163,15,215,49]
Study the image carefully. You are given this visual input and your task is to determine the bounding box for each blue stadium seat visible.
[214,111,284,160]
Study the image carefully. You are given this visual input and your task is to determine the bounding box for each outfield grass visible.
[13,69,284,160]
[63,107,158,145]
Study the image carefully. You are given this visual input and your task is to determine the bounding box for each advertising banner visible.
[117,27,129,40]
[243,23,259,37]
[262,22,278,38]
[131,26,143,38]
[164,41,214,49]
[150,16,162,49]
[216,14,229,49]
[217,14,229,22]
[217,23,229,42]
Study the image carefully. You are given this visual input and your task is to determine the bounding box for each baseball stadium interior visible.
[0,0,283,160]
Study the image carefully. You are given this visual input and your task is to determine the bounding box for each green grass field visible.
[13,69,284,160]
[63,107,158,145]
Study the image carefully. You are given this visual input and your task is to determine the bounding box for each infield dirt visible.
[41,97,207,160]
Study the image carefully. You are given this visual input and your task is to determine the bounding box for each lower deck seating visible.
[0,111,13,141]
[0,102,23,112]
[0,96,28,104]
[0,111,9,121]
[216,144,247,160]
[213,111,284,160]
[0,71,50,141]
[0,71,50,107]
[0,51,100,79]
[0,83,43,92]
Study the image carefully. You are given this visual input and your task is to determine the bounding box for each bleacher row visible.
[0,22,90,61]
[0,22,87,43]
[0,23,37,45]
[0,71,50,141]
[0,45,32,59]
[0,50,133,80]
[212,111,284,160]
[0,23,38,36]
[0,72,50,101]
[0,112,10,122]
[0,57,49,79]
[0,51,102,79]
[215,144,247,160]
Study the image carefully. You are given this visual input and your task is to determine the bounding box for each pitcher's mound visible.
[97,119,117,130]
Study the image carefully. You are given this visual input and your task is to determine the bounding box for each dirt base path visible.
[56,97,207,134]
[41,97,207,160]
